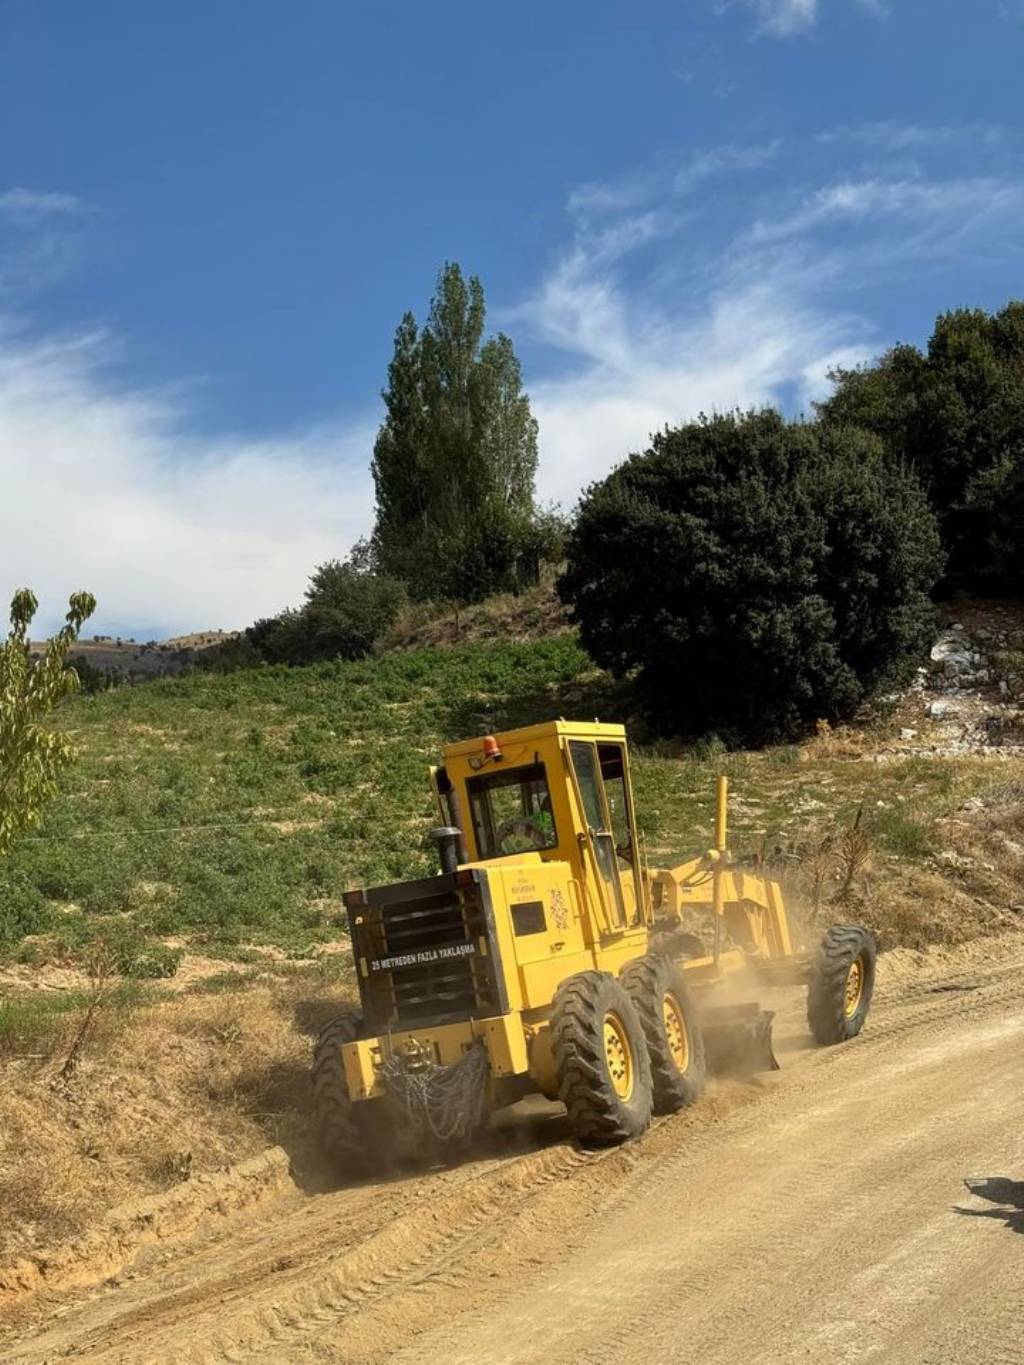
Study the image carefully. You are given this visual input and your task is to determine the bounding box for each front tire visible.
[622,955,706,1114]
[551,971,653,1147]
[807,925,876,1045]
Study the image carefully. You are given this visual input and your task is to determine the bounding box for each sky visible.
[2,0,1023,637]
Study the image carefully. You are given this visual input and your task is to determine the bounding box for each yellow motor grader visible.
[313,720,875,1168]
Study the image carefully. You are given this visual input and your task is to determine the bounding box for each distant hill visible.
[30,630,238,682]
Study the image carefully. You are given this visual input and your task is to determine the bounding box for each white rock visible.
[929,699,958,719]
[900,728,918,740]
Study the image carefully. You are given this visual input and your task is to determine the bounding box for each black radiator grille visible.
[346,872,506,1030]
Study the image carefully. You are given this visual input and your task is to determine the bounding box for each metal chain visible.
[379,1040,491,1143]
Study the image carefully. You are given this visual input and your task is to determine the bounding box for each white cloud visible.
[525,149,1024,509]
[528,275,873,508]
[0,327,375,636]
[5,132,1024,633]
[673,141,782,192]
[565,144,782,218]
[816,121,1004,151]
[567,178,651,217]
[756,0,817,35]
[0,187,92,298]
[723,0,887,36]
[0,188,87,222]
[719,0,817,36]
[740,176,1024,261]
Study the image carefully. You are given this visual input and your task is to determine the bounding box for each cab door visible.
[566,738,640,931]
[596,740,644,926]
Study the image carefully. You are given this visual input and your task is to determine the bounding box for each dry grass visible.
[774,777,1024,951]
[2,774,1022,1260]
[379,579,572,652]
[802,718,891,762]
[0,970,353,1261]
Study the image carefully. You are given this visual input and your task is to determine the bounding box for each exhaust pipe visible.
[431,826,464,876]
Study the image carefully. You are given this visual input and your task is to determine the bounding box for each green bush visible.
[67,653,117,693]
[299,559,407,661]
[559,410,943,745]
[819,301,1024,591]
[205,557,408,671]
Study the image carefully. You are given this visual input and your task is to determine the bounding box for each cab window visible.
[467,763,558,859]
[598,742,634,870]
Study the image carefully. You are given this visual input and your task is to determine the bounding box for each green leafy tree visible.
[1,588,96,853]
[559,411,943,745]
[371,263,542,601]
[299,557,406,661]
[211,550,407,669]
[818,301,1024,590]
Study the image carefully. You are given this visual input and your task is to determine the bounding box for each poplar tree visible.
[371,264,540,601]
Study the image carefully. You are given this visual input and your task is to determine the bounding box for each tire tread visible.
[550,970,653,1147]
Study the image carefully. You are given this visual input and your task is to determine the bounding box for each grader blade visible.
[701,1003,779,1075]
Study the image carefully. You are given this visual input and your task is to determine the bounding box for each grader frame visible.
[316,720,875,1163]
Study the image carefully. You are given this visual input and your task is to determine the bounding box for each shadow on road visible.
[954,1177,1024,1234]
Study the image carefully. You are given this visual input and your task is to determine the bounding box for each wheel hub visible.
[663,992,690,1072]
[603,1011,634,1100]
[844,957,864,1017]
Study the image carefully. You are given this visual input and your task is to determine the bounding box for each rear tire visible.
[312,1013,394,1178]
[622,954,706,1114]
[807,925,876,1045]
[551,971,653,1147]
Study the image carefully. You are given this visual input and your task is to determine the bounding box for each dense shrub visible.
[203,557,407,671]
[294,559,407,662]
[66,653,117,693]
[559,410,943,744]
[818,302,1024,591]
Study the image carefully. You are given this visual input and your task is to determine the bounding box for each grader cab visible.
[313,721,875,1169]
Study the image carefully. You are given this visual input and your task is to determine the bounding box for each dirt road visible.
[4,938,1024,1365]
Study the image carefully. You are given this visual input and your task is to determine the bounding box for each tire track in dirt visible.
[392,963,1024,1365]
[5,936,1024,1365]
[4,1144,601,1363]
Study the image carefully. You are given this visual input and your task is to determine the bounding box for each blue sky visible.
[2,0,1023,636]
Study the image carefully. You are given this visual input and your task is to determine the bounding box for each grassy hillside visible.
[0,637,598,962]
[2,634,1023,975]
[2,632,1023,1262]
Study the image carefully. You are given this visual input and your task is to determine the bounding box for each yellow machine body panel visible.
[342,1011,529,1101]
[437,720,653,948]
[341,721,804,1105]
